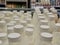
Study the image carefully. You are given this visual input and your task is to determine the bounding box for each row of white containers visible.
[0,7,60,45]
[34,7,60,45]
[0,10,34,45]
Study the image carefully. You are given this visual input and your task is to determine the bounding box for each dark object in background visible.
[27,0,31,8]
[0,4,5,7]
[36,0,38,2]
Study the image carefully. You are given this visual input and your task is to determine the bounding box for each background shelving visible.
[6,0,27,8]
[0,0,6,7]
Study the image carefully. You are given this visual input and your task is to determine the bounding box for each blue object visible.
[50,0,56,6]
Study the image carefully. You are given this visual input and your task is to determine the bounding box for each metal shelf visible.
[6,0,27,2]
[0,8,34,11]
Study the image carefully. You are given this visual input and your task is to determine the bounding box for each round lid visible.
[55,23,60,27]
[14,18,20,21]
[7,23,14,26]
[40,25,49,29]
[0,33,7,37]
[20,11,24,13]
[48,15,55,18]
[39,16,45,19]
[14,25,24,29]
[54,10,57,12]
[52,10,57,13]
[9,12,13,15]
[0,21,6,24]
[3,11,7,14]
[26,18,32,21]
[10,21,16,24]
[27,11,31,14]
[20,20,27,24]
[47,13,53,15]
[38,14,43,16]
[25,28,33,32]
[50,7,55,10]
[40,6,44,9]
[24,13,27,15]
[0,40,2,44]
[13,15,19,19]
[44,9,48,11]
[41,32,53,38]
[40,20,48,23]
[27,24,34,28]
[7,27,14,30]
[13,10,17,12]
[4,17,10,19]
[28,15,31,17]
[8,33,21,39]
[0,14,5,18]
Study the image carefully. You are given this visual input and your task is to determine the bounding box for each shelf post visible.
[27,0,31,8]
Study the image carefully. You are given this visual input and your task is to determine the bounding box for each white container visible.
[4,17,11,23]
[0,21,6,27]
[0,21,6,32]
[25,28,34,36]
[27,24,34,29]
[20,11,24,14]
[55,23,60,32]
[48,15,55,21]
[8,33,21,42]
[9,21,16,25]
[27,11,31,15]
[0,14,5,21]
[14,25,24,34]
[13,15,19,19]
[46,13,53,18]
[0,33,7,41]
[38,14,44,16]
[40,25,50,32]
[48,15,55,33]
[20,20,27,26]
[40,32,53,41]
[40,20,48,25]
[14,18,20,24]
[7,23,14,27]
[7,27,14,34]
[38,16,45,20]
[25,18,32,24]
[47,13,53,15]
[50,7,55,11]
[13,10,17,14]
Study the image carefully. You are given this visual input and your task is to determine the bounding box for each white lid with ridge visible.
[48,15,55,21]
[0,33,7,38]
[7,27,14,31]
[40,25,49,29]
[40,20,48,23]
[38,14,44,16]
[20,20,27,24]
[27,24,34,28]
[7,23,14,27]
[25,18,32,21]
[55,23,60,27]
[14,25,24,29]
[0,21,6,24]
[25,28,33,35]
[41,32,53,38]
[47,13,53,15]
[8,33,21,39]
[38,16,45,20]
